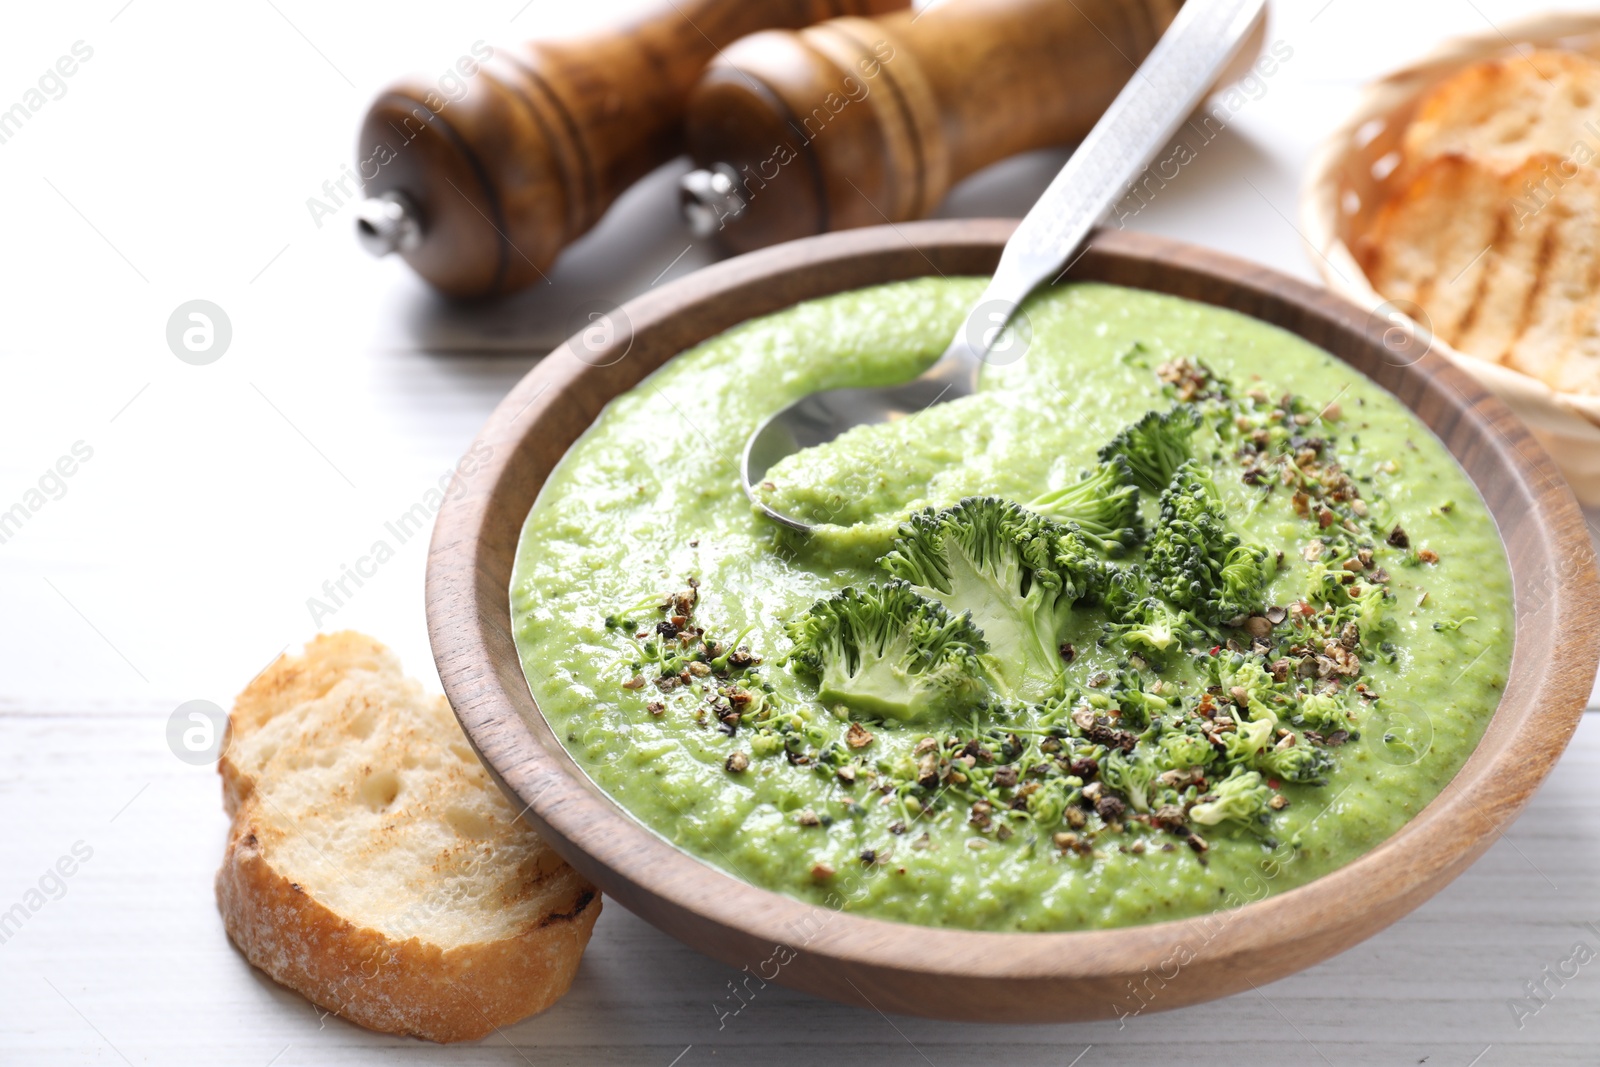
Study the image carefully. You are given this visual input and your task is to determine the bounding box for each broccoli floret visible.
[1159,729,1215,769]
[1024,777,1074,826]
[1305,563,1393,648]
[1204,655,1289,728]
[1098,405,1200,492]
[1078,670,1172,729]
[880,498,1095,701]
[1343,583,1392,638]
[1097,564,1207,658]
[1146,461,1274,623]
[785,581,989,722]
[1189,767,1272,829]
[1204,653,1275,703]
[1146,461,1231,610]
[1043,522,1108,609]
[1220,715,1275,765]
[1100,747,1165,813]
[1105,596,1208,658]
[1028,457,1146,556]
[1292,690,1351,732]
[1212,542,1275,622]
[1098,563,1149,619]
[1113,680,1173,730]
[708,623,758,672]
[1255,740,1334,784]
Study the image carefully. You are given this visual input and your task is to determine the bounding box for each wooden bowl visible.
[426,221,1600,1021]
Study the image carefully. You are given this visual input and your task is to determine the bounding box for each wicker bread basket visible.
[1301,11,1600,505]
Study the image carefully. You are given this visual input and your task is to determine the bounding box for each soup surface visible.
[511,279,1512,932]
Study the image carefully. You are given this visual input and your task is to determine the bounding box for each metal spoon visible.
[742,0,1267,532]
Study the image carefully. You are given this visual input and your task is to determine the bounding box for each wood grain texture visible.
[424,220,1600,1021]
[357,0,907,298]
[682,0,1267,251]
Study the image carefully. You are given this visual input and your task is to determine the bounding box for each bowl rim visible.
[426,220,1600,1020]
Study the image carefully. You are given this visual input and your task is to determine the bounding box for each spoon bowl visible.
[741,0,1268,529]
[743,351,978,530]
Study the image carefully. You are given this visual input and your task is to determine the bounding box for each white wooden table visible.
[3,0,1598,1062]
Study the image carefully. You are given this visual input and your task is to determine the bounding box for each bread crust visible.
[214,632,600,1043]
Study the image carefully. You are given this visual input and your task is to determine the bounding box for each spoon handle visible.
[950,0,1268,367]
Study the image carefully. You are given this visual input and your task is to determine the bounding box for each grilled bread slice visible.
[1500,162,1600,393]
[1401,49,1600,175]
[1361,151,1600,395]
[1357,153,1504,348]
[215,632,599,1043]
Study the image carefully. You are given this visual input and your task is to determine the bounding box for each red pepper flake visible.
[1267,778,1280,790]
[1208,645,1221,656]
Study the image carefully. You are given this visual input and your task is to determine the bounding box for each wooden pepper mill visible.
[355,0,906,299]
[679,0,1262,251]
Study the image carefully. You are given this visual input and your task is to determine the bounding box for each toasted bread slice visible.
[1501,161,1600,391]
[1446,156,1568,366]
[1402,50,1600,173]
[1365,48,1600,398]
[221,631,411,815]
[1358,153,1504,347]
[1364,151,1600,396]
[215,632,598,1043]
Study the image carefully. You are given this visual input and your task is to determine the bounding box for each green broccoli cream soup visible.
[511,279,1512,932]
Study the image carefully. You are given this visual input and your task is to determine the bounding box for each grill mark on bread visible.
[1408,166,1450,311]
[1451,203,1507,340]
[1570,229,1600,386]
[1505,213,1561,364]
